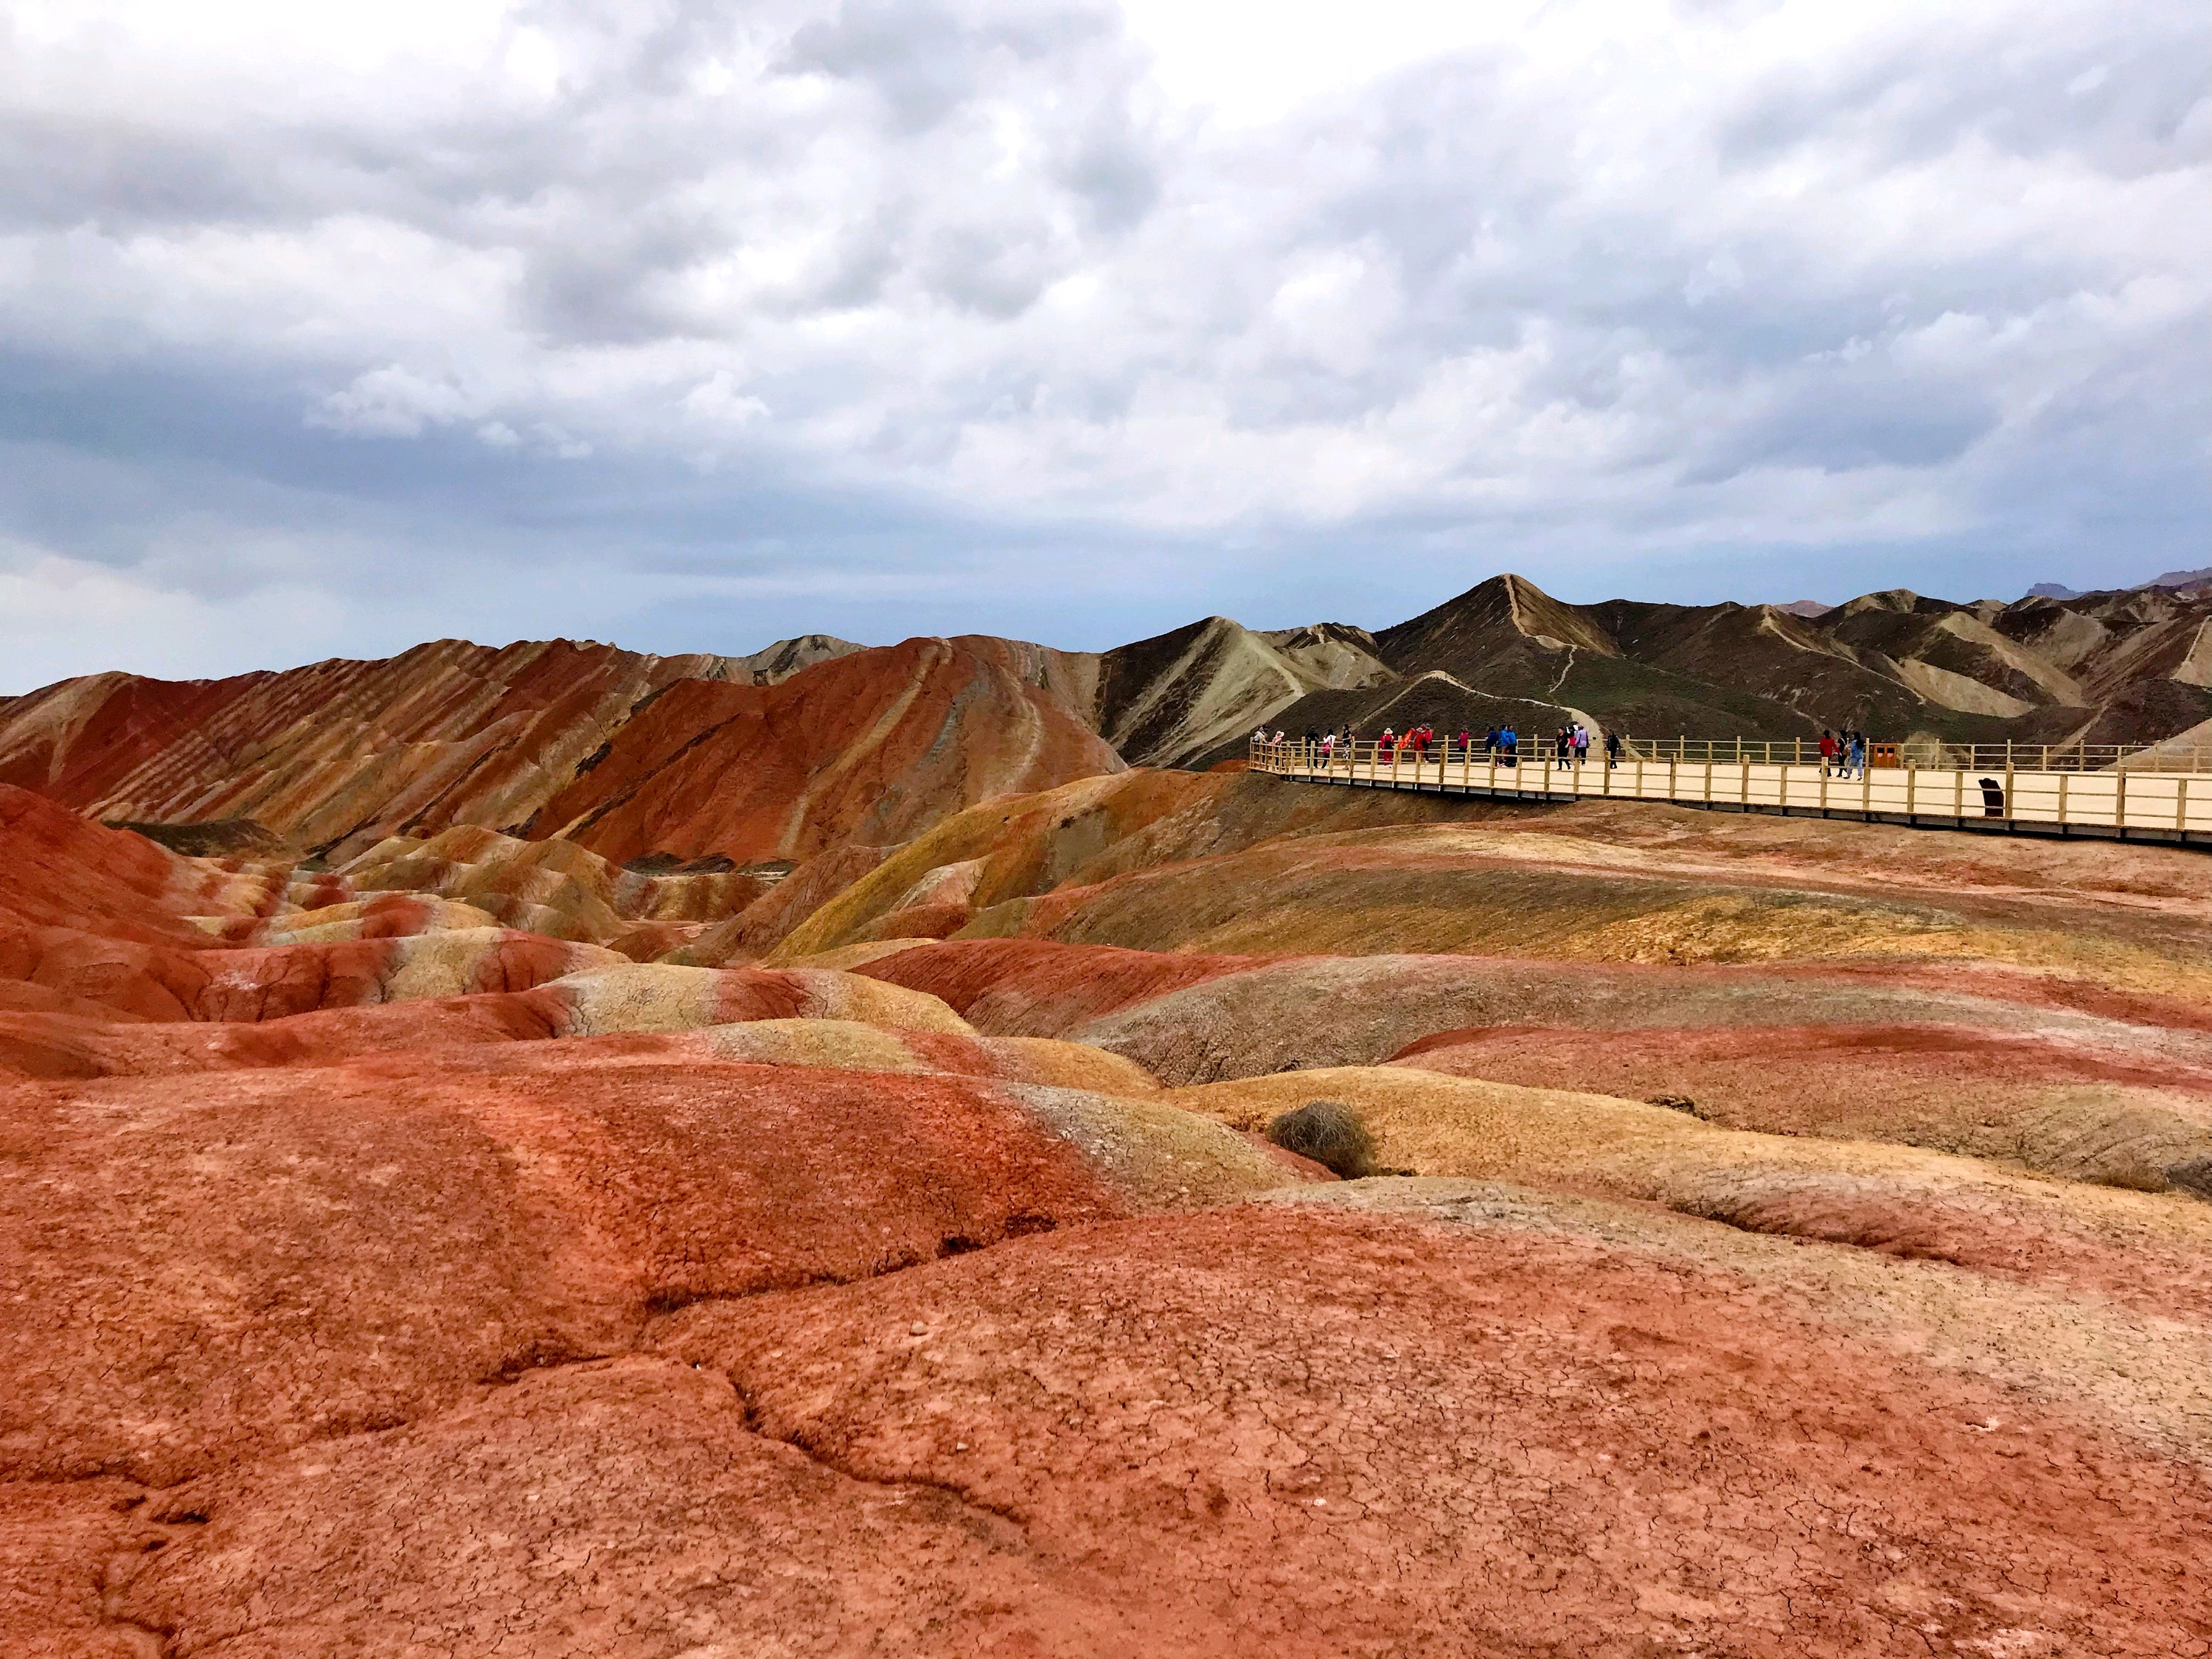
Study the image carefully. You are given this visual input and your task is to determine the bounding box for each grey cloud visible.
[1717,4,2211,177]
[1681,383,2000,484]
[784,0,1118,131]
[0,0,2199,686]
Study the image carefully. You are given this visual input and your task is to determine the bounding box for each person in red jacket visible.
[1818,729,1840,776]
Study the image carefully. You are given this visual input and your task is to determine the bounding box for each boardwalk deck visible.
[1248,740,2212,847]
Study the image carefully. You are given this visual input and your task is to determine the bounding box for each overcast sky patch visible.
[1,0,2205,690]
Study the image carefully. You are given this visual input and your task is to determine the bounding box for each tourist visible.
[1819,728,1839,776]
[1573,724,1590,766]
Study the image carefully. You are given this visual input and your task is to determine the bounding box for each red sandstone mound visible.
[0,640,742,863]
[331,824,774,947]
[116,1357,1159,1657]
[0,785,274,943]
[675,841,896,964]
[856,937,1267,1035]
[625,1206,2202,1656]
[0,1046,1178,1488]
[0,922,620,1025]
[0,636,1126,871]
[1031,947,2212,1085]
[531,636,1125,865]
[0,955,974,1077]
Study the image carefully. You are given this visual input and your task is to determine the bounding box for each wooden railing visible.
[1616,737,2208,773]
[1246,737,2212,841]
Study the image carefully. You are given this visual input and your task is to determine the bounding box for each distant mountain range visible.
[2027,568,2212,602]
[2,571,2208,860]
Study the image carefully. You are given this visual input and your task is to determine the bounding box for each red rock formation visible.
[0,640,741,862]
[10,622,2212,1652]
[0,785,268,943]
[858,937,1265,1035]
[645,1207,2212,1657]
[0,1048,1134,1487]
[0,635,1125,869]
[0,920,617,1023]
[532,636,1125,864]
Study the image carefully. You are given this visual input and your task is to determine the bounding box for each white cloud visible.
[0,539,346,690]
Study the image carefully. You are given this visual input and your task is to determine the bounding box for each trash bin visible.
[1871,742,1900,769]
[1978,777,2006,818]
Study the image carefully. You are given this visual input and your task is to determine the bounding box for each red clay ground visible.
[0,1045,1188,1488]
[9,728,2212,1653]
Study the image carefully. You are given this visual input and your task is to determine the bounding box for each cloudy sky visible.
[2,0,2206,689]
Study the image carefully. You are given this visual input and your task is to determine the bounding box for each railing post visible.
[2115,765,2128,835]
[2178,776,2189,835]
[2010,762,2020,829]
[1953,766,1963,823]
[1703,757,1713,806]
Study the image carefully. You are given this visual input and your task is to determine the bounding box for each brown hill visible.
[0,638,745,862]
[6,573,2204,878]
[529,636,1124,864]
[0,633,1127,868]
[1366,573,2212,748]
[1085,616,1394,765]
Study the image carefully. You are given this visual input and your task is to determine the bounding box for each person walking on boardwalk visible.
[1819,729,1839,776]
[1573,724,1590,767]
[1847,731,1865,776]
[1500,725,1517,767]
[1604,730,1621,768]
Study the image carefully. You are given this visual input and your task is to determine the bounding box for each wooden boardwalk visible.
[1249,738,2212,846]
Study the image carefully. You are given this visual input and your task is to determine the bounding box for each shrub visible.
[1266,1099,1378,1179]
